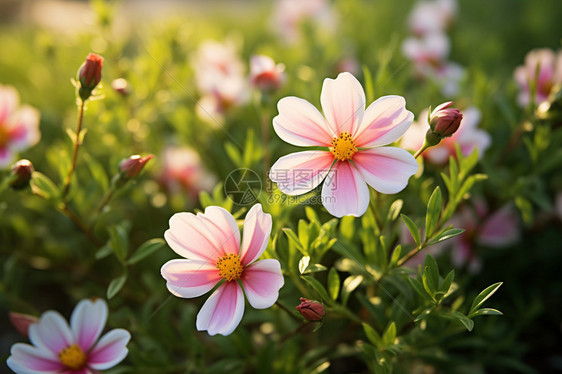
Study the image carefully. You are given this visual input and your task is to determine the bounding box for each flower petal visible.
[321,161,369,217]
[269,151,334,196]
[0,147,14,168]
[239,204,272,266]
[241,259,284,309]
[478,205,520,247]
[196,281,245,336]
[88,329,130,370]
[320,72,365,137]
[354,147,418,194]
[70,299,107,352]
[164,206,240,262]
[28,311,73,356]
[7,343,63,373]
[0,85,19,125]
[161,259,221,298]
[273,96,333,147]
[354,96,414,147]
[9,106,41,151]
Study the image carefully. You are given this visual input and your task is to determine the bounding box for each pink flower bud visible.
[429,101,463,137]
[296,297,325,322]
[119,154,153,179]
[249,55,285,92]
[78,53,103,100]
[9,312,39,338]
[9,159,34,190]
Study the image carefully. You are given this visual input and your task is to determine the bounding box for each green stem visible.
[62,99,85,200]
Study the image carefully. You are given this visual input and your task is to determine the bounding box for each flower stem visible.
[59,204,102,247]
[62,99,85,200]
[275,301,301,322]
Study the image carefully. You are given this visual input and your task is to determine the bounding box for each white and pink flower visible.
[159,146,216,200]
[514,48,562,107]
[408,0,458,36]
[269,72,418,218]
[161,204,284,336]
[272,0,336,43]
[0,85,40,168]
[7,299,130,374]
[400,106,490,164]
[402,32,450,68]
[249,55,286,92]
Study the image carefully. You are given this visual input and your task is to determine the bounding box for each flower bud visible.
[249,55,285,92]
[77,53,103,101]
[429,101,463,138]
[296,297,325,322]
[119,154,153,180]
[9,159,34,190]
[9,312,39,338]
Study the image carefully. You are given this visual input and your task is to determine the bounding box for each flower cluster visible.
[514,48,562,108]
[401,0,464,96]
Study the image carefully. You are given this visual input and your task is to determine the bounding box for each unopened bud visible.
[111,78,129,97]
[9,312,39,338]
[9,159,34,190]
[429,101,463,138]
[296,297,325,322]
[119,154,153,180]
[77,53,103,101]
[249,55,285,92]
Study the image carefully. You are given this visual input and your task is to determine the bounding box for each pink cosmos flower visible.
[159,146,216,200]
[249,55,286,92]
[272,0,336,43]
[161,204,284,336]
[400,106,490,164]
[269,72,418,217]
[7,299,130,374]
[0,85,40,168]
[514,48,562,107]
[408,0,458,36]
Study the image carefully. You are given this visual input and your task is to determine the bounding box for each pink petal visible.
[28,311,74,356]
[321,161,369,217]
[161,259,221,298]
[9,106,40,150]
[478,205,520,247]
[70,299,107,352]
[0,85,19,124]
[353,147,418,194]
[7,343,63,373]
[354,95,414,147]
[164,206,240,263]
[0,147,14,168]
[196,281,245,336]
[241,259,284,309]
[273,96,333,147]
[320,72,365,137]
[269,151,334,196]
[239,204,272,266]
[88,329,131,370]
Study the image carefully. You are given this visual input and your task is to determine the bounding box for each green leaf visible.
[441,269,455,295]
[469,308,503,318]
[414,307,433,322]
[389,245,401,266]
[108,224,129,263]
[386,199,403,222]
[400,214,421,248]
[95,244,113,260]
[425,187,442,239]
[298,256,310,274]
[427,228,465,245]
[469,282,503,315]
[127,238,166,265]
[107,274,127,299]
[327,267,340,301]
[382,322,396,346]
[341,275,363,306]
[299,255,327,274]
[30,172,60,201]
[408,277,431,301]
[298,219,310,251]
[440,310,474,331]
[362,323,382,347]
[305,206,319,224]
[424,255,440,290]
[301,276,330,302]
[283,228,307,255]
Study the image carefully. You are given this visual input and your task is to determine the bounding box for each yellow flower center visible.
[330,132,357,161]
[59,344,87,370]
[216,253,244,282]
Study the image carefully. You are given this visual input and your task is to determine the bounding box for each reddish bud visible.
[249,55,285,92]
[78,53,103,100]
[9,312,39,338]
[296,297,325,322]
[429,101,463,138]
[119,154,153,179]
[9,159,34,190]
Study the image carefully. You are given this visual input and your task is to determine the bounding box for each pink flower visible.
[161,204,284,336]
[400,106,490,164]
[269,72,418,217]
[514,48,562,107]
[402,32,450,67]
[0,85,40,168]
[408,0,458,36]
[159,146,216,200]
[7,299,130,374]
[249,55,286,92]
[448,201,520,273]
[272,0,336,43]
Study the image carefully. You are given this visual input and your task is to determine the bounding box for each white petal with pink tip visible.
[321,162,369,217]
[7,344,63,373]
[321,72,365,136]
[161,259,221,298]
[196,281,245,336]
[240,204,272,266]
[28,311,73,356]
[88,329,131,370]
[70,299,107,352]
[242,259,284,309]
